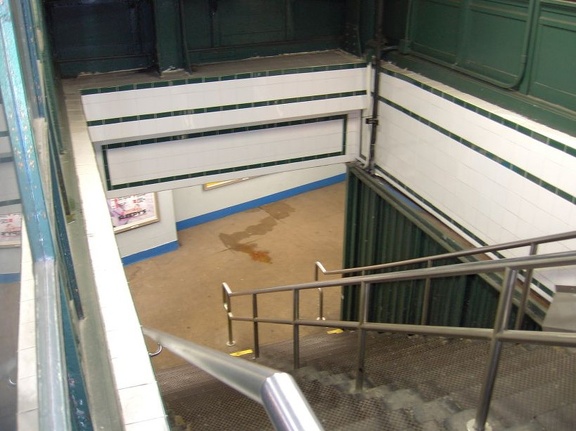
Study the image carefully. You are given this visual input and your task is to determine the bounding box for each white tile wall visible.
[82,69,366,121]
[0,162,18,203]
[0,136,11,153]
[106,118,346,187]
[17,223,38,430]
[376,64,576,300]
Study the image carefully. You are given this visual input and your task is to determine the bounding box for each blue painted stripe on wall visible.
[0,272,21,283]
[176,173,346,231]
[122,240,179,266]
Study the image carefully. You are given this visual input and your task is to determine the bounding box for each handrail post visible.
[355,281,370,391]
[315,262,325,320]
[253,294,260,358]
[222,283,235,346]
[420,260,433,325]
[317,288,325,321]
[294,289,301,369]
[514,243,538,330]
[470,267,518,431]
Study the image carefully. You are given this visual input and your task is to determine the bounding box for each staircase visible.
[156,329,576,431]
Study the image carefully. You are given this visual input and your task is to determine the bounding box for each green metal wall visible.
[394,0,576,115]
[341,165,539,330]
[44,0,156,78]
[44,0,374,76]
[180,0,346,63]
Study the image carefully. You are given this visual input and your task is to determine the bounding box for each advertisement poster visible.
[107,193,158,233]
[0,213,22,247]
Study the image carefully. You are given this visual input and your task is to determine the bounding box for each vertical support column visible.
[470,268,518,431]
[420,260,433,325]
[355,281,370,391]
[153,0,186,73]
[514,243,537,330]
[293,289,300,369]
[253,294,260,358]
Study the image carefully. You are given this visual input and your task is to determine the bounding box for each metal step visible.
[155,331,576,430]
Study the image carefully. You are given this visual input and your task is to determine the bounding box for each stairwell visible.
[156,329,576,431]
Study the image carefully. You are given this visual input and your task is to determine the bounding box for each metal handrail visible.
[142,327,323,431]
[314,230,576,325]
[222,249,576,431]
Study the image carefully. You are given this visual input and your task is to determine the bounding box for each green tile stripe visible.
[86,91,366,127]
[107,152,343,191]
[0,154,14,163]
[375,166,553,302]
[80,62,367,95]
[0,198,21,207]
[379,67,576,160]
[379,95,576,206]
[104,115,346,150]
[103,115,348,191]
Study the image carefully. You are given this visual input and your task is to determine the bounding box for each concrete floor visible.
[125,181,347,371]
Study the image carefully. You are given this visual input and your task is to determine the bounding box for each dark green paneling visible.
[220,0,286,45]
[294,0,346,39]
[382,0,408,45]
[154,0,185,71]
[342,165,540,330]
[407,0,461,62]
[391,0,576,132]
[463,0,529,81]
[45,0,156,77]
[529,2,576,111]
[184,0,347,64]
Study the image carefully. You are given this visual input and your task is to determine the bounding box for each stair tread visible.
[156,330,576,430]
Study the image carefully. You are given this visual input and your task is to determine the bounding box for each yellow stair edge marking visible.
[230,349,253,357]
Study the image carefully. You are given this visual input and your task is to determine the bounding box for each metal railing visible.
[314,230,576,327]
[222,249,576,431]
[142,327,324,431]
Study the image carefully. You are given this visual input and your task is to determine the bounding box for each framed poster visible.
[107,193,159,234]
[0,213,22,247]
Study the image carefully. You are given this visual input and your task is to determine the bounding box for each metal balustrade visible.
[222,247,576,431]
[143,327,324,431]
[314,230,576,327]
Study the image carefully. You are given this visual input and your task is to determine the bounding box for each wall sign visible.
[107,193,158,233]
[0,213,22,247]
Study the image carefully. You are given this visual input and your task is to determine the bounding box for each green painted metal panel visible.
[293,0,346,39]
[154,0,185,72]
[219,0,286,45]
[183,0,346,64]
[463,0,529,81]
[181,0,212,50]
[528,2,576,111]
[44,0,155,77]
[341,165,540,330]
[407,0,461,62]
[395,0,576,117]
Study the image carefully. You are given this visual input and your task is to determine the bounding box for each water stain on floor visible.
[219,202,295,263]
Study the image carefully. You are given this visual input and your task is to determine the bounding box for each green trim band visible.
[103,115,348,191]
[107,152,343,191]
[0,198,21,207]
[380,67,576,160]
[0,153,14,163]
[80,62,367,96]
[104,115,346,150]
[87,91,365,127]
[379,95,576,206]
